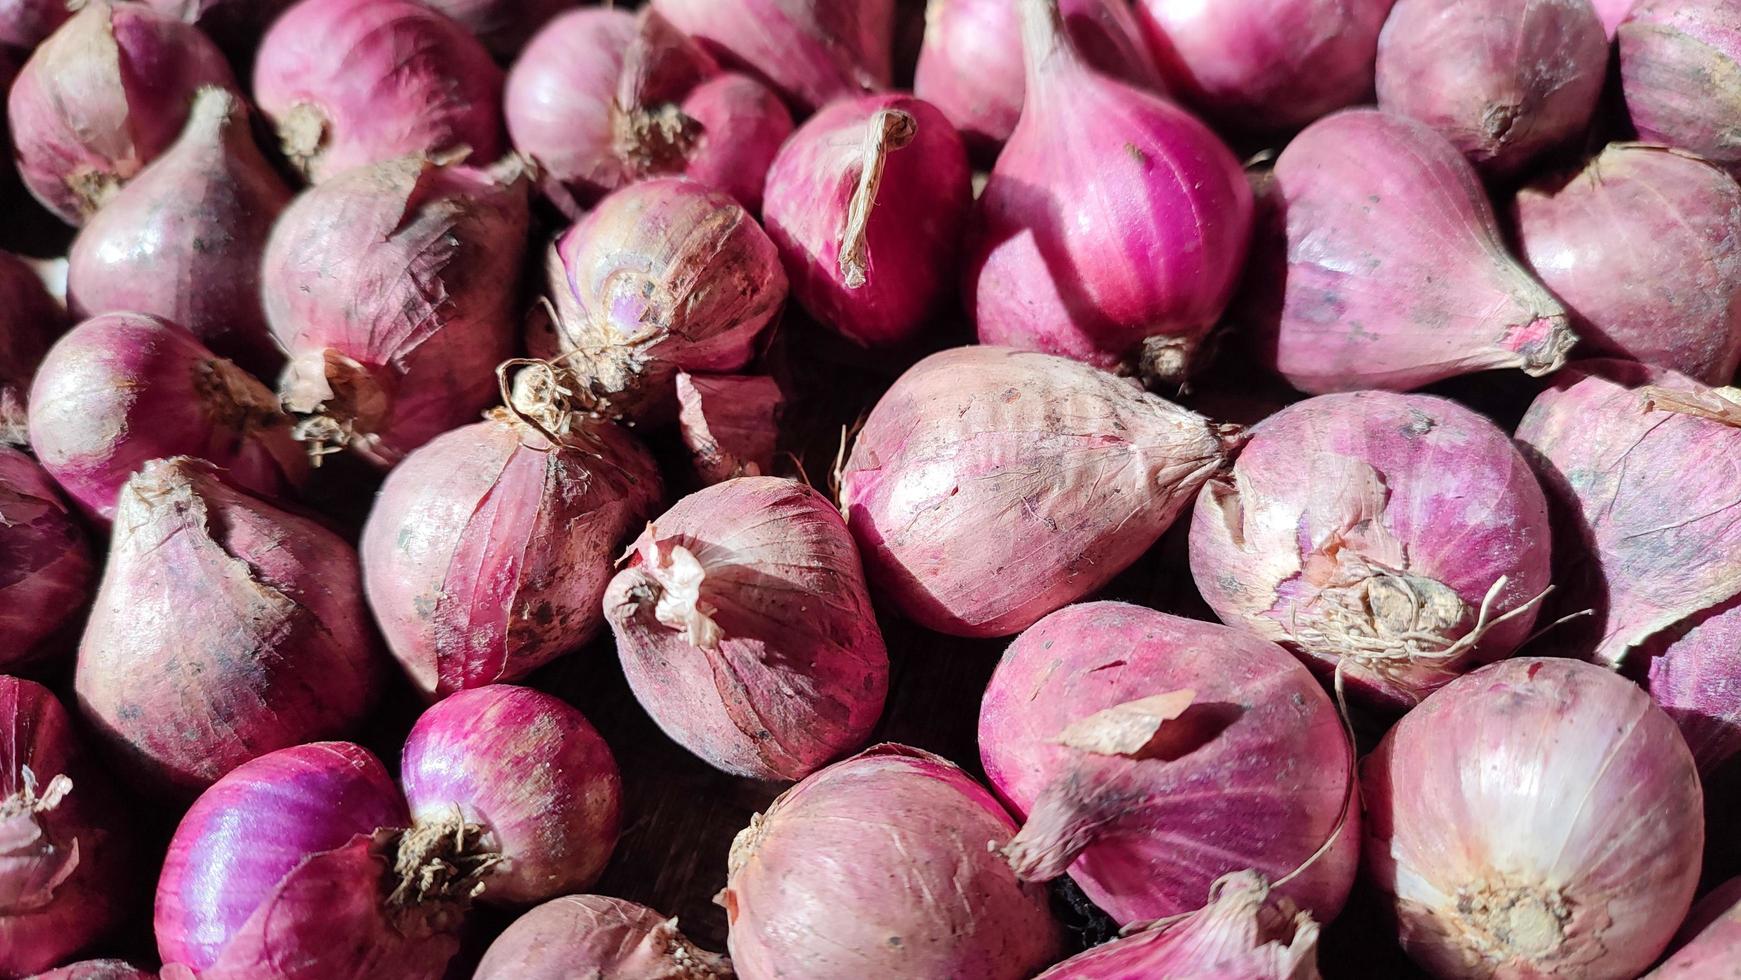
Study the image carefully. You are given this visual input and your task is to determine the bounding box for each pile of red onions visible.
[0,0,71,50]
[721,743,1060,979]
[0,447,93,672]
[1620,0,1741,173]
[1655,878,1741,976]
[966,0,1252,383]
[839,345,1238,638]
[650,0,895,114]
[0,248,62,446]
[1363,657,1703,978]
[420,0,574,58]
[475,895,730,980]
[675,372,783,483]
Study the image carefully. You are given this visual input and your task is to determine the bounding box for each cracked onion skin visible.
[0,248,64,447]
[0,446,94,673]
[475,894,730,980]
[1620,0,1741,173]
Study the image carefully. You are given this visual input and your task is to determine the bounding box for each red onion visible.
[67,86,291,379]
[1363,657,1703,978]
[535,177,786,421]
[649,0,895,114]
[1511,144,1741,385]
[1189,391,1552,709]
[27,313,307,523]
[763,93,970,348]
[675,372,783,483]
[1595,0,1640,35]
[0,248,63,447]
[76,457,384,795]
[1620,0,1741,173]
[475,895,730,980]
[502,9,636,210]
[604,477,889,780]
[675,74,795,217]
[965,0,1252,384]
[0,677,133,978]
[981,601,1358,925]
[1133,0,1393,134]
[721,743,1061,979]
[0,0,71,50]
[400,685,622,904]
[1642,597,1741,776]
[418,0,574,58]
[361,407,662,698]
[0,447,93,672]
[137,0,295,59]
[1246,108,1576,393]
[263,156,528,468]
[5,0,236,224]
[252,0,504,184]
[839,346,1238,638]
[1375,0,1608,178]
[1652,878,1741,977]
[33,962,157,980]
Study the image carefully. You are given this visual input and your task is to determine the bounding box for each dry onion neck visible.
[383,809,500,940]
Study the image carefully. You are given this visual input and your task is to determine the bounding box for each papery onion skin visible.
[6,0,237,224]
[68,86,292,379]
[0,248,64,447]
[362,411,662,698]
[33,961,158,980]
[475,894,731,980]
[604,477,889,781]
[0,0,71,50]
[1650,878,1741,978]
[76,457,384,796]
[981,602,1358,925]
[0,447,94,672]
[721,743,1061,979]
[1244,108,1576,393]
[1363,657,1703,980]
[1189,391,1552,709]
[27,313,308,524]
[674,372,783,484]
[252,0,504,184]
[840,346,1237,638]
[1375,0,1608,178]
[965,0,1252,383]
[1620,0,1741,173]
[1511,144,1741,385]
[419,0,575,58]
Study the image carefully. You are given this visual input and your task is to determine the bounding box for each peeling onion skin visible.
[252,0,504,185]
[674,372,783,484]
[75,458,385,797]
[475,894,731,980]
[361,412,662,699]
[68,87,292,380]
[840,346,1237,638]
[1651,878,1741,977]
[33,962,158,980]
[1376,0,1608,179]
[604,477,890,781]
[1511,144,1741,385]
[5,0,238,225]
[0,447,94,672]
[0,677,133,978]
[0,0,71,50]
[1189,391,1552,710]
[27,313,308,524]
[0,248,64,447]
[1244,109,1576,394]
[1620,0,1741,173]
[721,743,1061,979]
[1363,658,1704,980]
[418,0,575,59]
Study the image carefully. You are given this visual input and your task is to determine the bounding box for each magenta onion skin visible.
[762,93,970,348]
[1375,0,1608,178]
[502,9,637,211]
[0,248,64,446]
[1363,658,1703,979]
[6,0,237,224]
[1651,878,1741,977]
[264,156,528,468]
[722,743,1060,979]
[0,677,132,978]
[1189,391,1552,709]
[33,962,157,980]
[1512,145,1741,385]
[252,0,504,184]
[475,895,730,980]
[675,372,783,484]
[1620,0,1741,172]
[1134,0,1392,134]
[361,411,662,698]
[0,447,94,672]
[67,87,292,379]
[418,0,574,58]
[604,477,889,781]
[1246,109,1576,393]
[839,346,1236,638]
[76,457,384,796]
[981,602,1357,926]
[0,0,71,50]
[965,0,1252,383]
[27,313,308,524]
[1595,0,1640,35]
[400,685,622,904]
[675,72,794,216]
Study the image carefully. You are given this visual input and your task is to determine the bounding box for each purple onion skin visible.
[0,248,64,447]
[33,961,158,980]
[475,895,730,980]
[1621,0,1741,173]
[419,0,576,58]
[1653,878,1741,977]
[675,371,783,483]
[68,87,292,379]
[1376,0,1608,178]
[678,72,794,216]
[503,9,637,211]
[0,447,93,672]
[1641,596,1741,777]
[0,0,71,50]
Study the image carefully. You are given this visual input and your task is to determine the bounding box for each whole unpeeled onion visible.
[264,156,528,468]
[839,346,1238,638]
[0,0,70,50]
[502,9,635,210]
[475,895,730,980]
[1363,657,1703,979]
[649,0,895,113]
[1244,108,1575,393]
[1653,879,1741,977]
[721,743,1061,979]
[6,0,237,223]
[0,447,93,672]
[966,0,1252,383]
[68,86,291,378]
[252,0,504,183]
[76,457,384,795]
[1620,0,1741,172]
[34,962,157,980]
[420,0,574,57]
[675,372,783,483]
[1376,0,1608,178]
[604,477,889,780]
[0,248,63,446]
[27,313,308,523]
